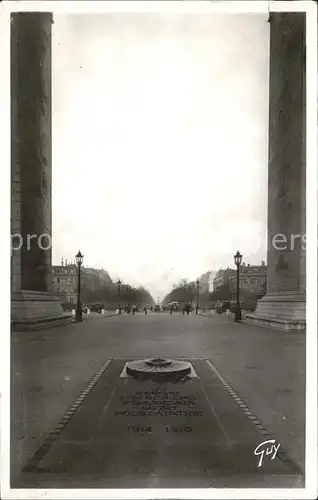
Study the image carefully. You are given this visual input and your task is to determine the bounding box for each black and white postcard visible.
[0,1,317,498]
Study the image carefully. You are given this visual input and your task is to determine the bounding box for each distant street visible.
[11,312,305,484]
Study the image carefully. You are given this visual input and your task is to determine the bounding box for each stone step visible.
[12,314,73,332]
[244,314,306,332]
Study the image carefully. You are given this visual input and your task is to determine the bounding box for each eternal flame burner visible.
[125,357,192,381]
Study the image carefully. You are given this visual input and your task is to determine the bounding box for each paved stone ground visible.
[11,312,305,484]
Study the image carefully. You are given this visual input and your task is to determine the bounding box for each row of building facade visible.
[52,259,112,304]
[212,261,267,295]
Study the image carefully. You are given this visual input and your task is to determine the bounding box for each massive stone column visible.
[11,13,70,329]
[246,13,306,331]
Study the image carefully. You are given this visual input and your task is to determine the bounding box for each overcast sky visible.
[51,13,269,299]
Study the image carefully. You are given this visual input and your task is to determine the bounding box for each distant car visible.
[154,305,161,312]
[87,304,103,313]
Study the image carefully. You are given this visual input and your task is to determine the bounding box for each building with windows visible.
[213,267,236,290]
[52,261,113,304]
[196,271,211,294]
[196,270,217,293]
[97,269,112,287]
[52,262,77,303]
[81,267,101,292]
[212,262,267,298]
[208,271,216,292]
[228,262,267,295]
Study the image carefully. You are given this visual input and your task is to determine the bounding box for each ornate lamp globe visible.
[75,250,84,266]
[234,250,242,266]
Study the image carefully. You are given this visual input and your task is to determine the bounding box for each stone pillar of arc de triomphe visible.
[246,12,306,330]
[11,13,69,329]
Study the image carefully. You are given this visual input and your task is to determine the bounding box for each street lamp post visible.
[75,250,84,322]
[117,280,121,315]
[234,250,242,322]
[196,279,200,315]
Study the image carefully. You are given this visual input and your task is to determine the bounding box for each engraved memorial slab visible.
[20,359,302,488]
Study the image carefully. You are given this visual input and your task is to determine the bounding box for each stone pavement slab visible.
[19,359,301,488]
